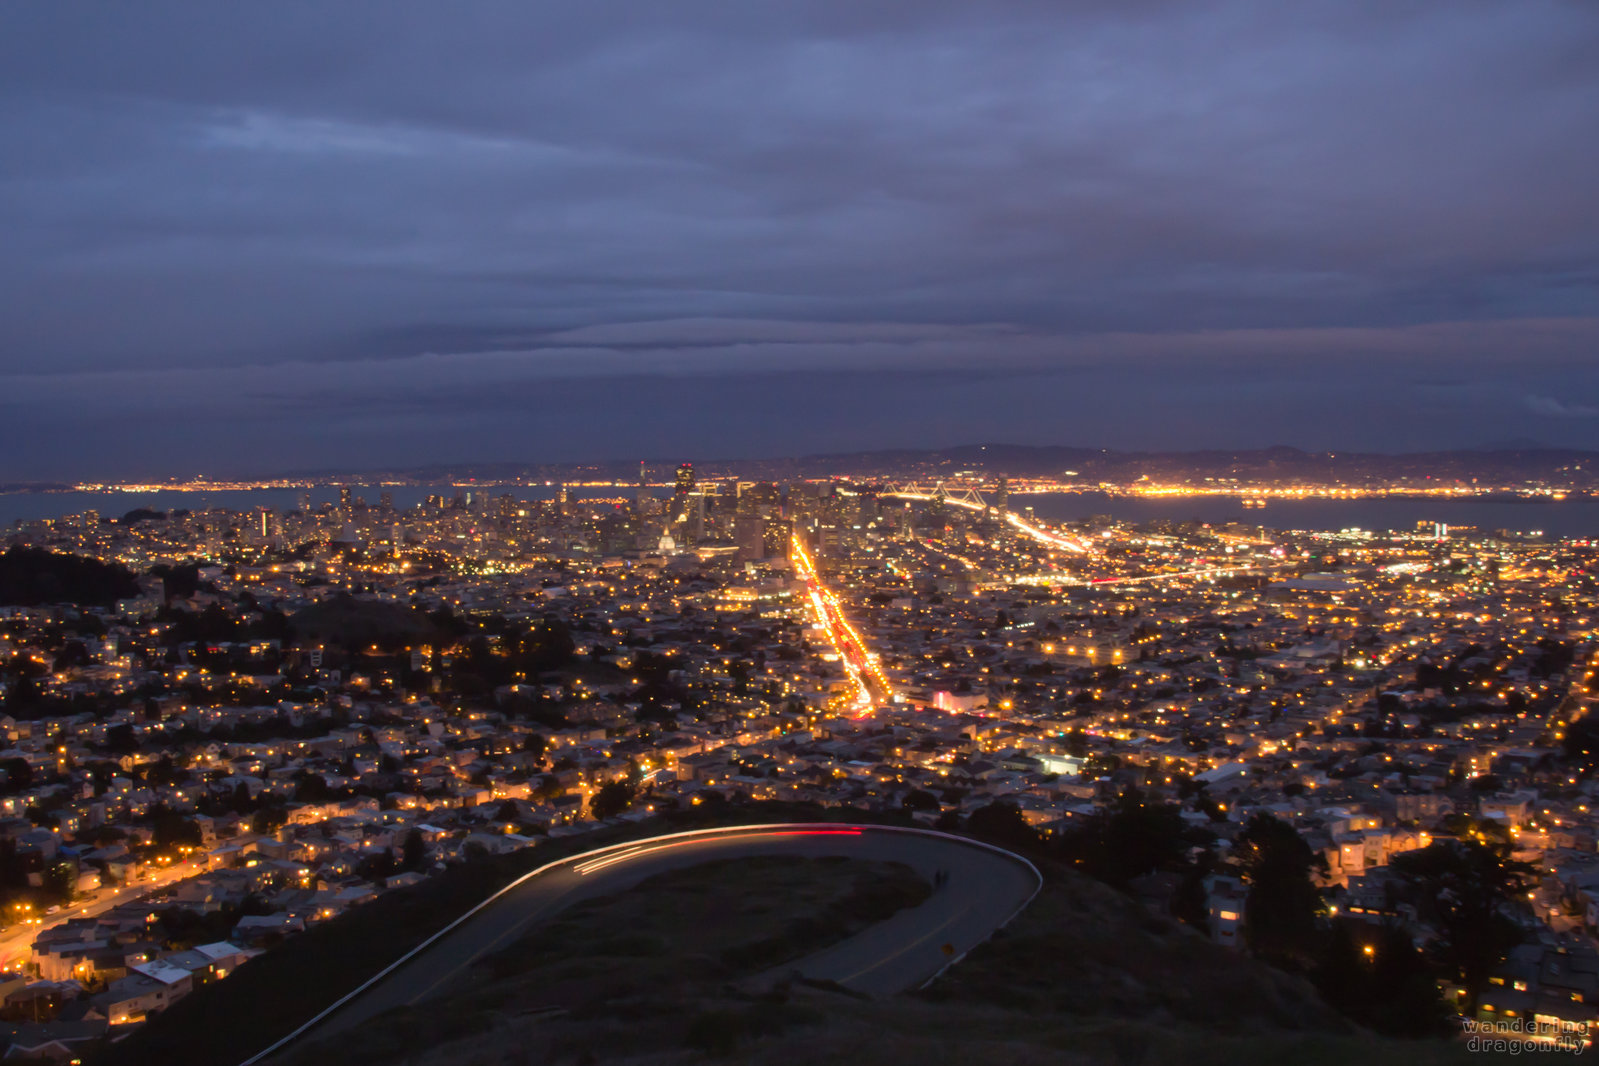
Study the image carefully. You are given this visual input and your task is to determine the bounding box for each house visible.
[92,961,193,1026]
[155,941,250,984]
[1478,941,1599,1046]
[0,1019,109,1061]
[1204,873,1246,950]
[231,913,304,947]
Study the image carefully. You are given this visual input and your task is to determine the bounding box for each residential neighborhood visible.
[0,476,1596,1055]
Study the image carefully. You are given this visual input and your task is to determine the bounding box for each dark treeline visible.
[0,547,139,607]
[957,791,1530,1038]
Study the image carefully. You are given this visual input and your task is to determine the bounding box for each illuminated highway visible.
[868,487,1301,587]
[875,488,1096,553]
[1011,561,1291,587]
[791,532,893,714]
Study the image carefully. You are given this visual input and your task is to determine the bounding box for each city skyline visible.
[3,1,1598,479]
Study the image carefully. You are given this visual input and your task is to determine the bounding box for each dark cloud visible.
[0,1,1596,476]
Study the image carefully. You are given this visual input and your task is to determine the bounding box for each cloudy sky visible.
[2,1,1597,478]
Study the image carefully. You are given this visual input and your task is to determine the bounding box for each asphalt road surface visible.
[0,851,235,971]
[272,824,1039,1059]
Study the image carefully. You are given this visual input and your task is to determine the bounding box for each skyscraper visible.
[927,484,947,531]
[762,517,792,559]
[991,476,1010,541]
[667,462,696,534]
[734,513,765,561]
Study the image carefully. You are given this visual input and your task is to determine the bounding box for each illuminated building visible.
[735,513,765,561]
[763,518,793,558]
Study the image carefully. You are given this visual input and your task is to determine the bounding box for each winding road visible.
[247,823,1041,1063]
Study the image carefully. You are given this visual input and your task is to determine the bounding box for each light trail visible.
[1001,510,1095,553]
[1009,561,1291,587]
[573,829,864,876]
[791,533,893,715]
[847,483,1288,591]
[1084,563,1282,586]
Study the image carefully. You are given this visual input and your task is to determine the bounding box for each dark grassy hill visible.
[94,807,1501,1066]
[286,594,440,649]
[271,857,1491,1066]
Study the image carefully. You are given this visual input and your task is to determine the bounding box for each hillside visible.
[286,594,441,649]
[285,856,1488,1066]
[96,810,1503,1066]
[280,854,933,1066]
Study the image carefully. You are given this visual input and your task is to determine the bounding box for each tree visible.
[590,780,635,820]
[1230,814,1326,969]
[358,850,399,882]
[104,724,137,754]
[1564,717,1599,776]
[1060,787,1204,887]
[4,675,39,711]
[0,547,139,607]
[1313,921,1452,1038]
[149,806,202,852]
[1082,753,1121,779]
[966,801,1038,848]
[901,788,940,812]
[250,805,288,836]
[293,771,334,803]
[0,758,31,793]
[400,828,426,872]
[1194,792,1228,823]
[41,861,76,903]
[1391,839,1536,1009]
